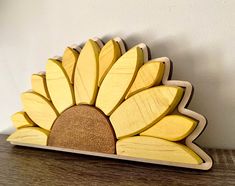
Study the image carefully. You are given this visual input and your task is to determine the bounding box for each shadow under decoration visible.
[7,37,213,170]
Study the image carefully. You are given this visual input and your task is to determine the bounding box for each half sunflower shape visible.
[7,37,212,170]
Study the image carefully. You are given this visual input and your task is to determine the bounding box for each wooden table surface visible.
[0,134,234,186]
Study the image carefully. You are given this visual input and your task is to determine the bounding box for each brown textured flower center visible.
[48,105,116,154]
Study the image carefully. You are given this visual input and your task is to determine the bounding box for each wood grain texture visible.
[0,135,234,186]
[11,111,35,129]
[110,86,184,139]
[10,54,210,169]
[156,57,213,170]
[31,73,50,100]
[74,39,100,105]
[46,59,75,114]
[117,136,202,164]
[126,61,165,98]
[98,39,121,86]
[62,47,79,84]
[7,128,49,145]
[140,115,197,141]
[96,47,144,116]
[8,39,212,170]
[21,92,58,130]
[48,105,116,154]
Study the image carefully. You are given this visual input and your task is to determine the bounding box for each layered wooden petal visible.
[116,136,203,164]
[126,61,165,98]
[31,73,50,100]
[96,47,144,116]
[46,59,75,113]
[7,127,49,145]
[141,115,197,141]
[110,86,184,139]
[21,92,58,130]
[11,111,36,129]
[74,39,100,105]
[62,47,80,84]
[98,39,121,86]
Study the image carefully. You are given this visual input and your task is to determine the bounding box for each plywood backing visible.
[8,38,213,170]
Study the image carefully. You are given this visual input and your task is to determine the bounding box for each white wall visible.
[0,0,234,149]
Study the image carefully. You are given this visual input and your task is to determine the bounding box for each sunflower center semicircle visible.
[47,105,116,154]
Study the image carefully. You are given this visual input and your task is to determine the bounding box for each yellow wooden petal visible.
[62,47,79,84]
[110,86,184,139]
[117,136,202,164]
[141,115,197,141]
[126,61,165,98]
[46,59,75,113]
[7,127,49,145]
[21,92,58,130]
[74,39,100,105]
[98,39,121,86]
[31,73,50,100]
[96,47,144,116]
[11,111,36,129]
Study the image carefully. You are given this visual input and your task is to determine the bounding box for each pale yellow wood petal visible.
[140,115,197,141]
[7,127,49,146]
[11,111,36,129]
[21,92,58,130]
[62,47,79,84]
[31,73,50,100]
[74,39,100,105]
[110,86,184,139]
[117,136,203,164]
[96,47,144,116]
[98,39,121,86]
[126,61,165,98]
[46,59,75,113]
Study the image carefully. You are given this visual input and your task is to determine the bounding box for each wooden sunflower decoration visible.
[7,37,213,170]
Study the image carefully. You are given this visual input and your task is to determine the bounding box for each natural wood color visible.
[21,91,58,130]
[113,37,126,55]
[48,105,116,154]
[92,37,104,48]
[156,57,213,170]
[116,136,202,165]
[7,127,49,145]
[1,135,234,185]
[62,47,80,84]
[74,39,100,105]
[137,43,149,62]
[11,111,35,129]
[98,39,121,86]
[70,44,82,52]
[46,59,75,114]
[8,38,213,170]
[31,73,50,100]
[10,140,209,170]
[110,86,184,139]
[126,61,165,98]
[140,115,197,141]
[96,47,144,116]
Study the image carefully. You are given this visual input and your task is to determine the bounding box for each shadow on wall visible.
[102,31,233,148]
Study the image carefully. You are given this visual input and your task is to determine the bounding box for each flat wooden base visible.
[10,142,211,170]
[8,53,213,170]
